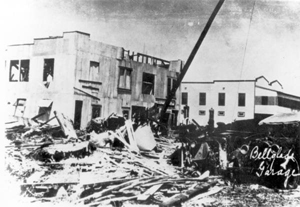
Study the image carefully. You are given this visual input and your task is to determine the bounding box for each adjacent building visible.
[5,31,183,128]
[181,76,300,126]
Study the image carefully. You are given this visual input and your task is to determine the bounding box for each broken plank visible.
[161,182,214,206]
[78,178,139,204]
[89,195,137,206]
[125,120,140,152]
[137,184,163,201]
[187,186,224,202]
[54,111,77,139]
[40,116,56,126]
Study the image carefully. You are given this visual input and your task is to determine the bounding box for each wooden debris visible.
[54,111,78,140]
[137,184,163,201]
[125,120,140,152]
[161,182,215,206]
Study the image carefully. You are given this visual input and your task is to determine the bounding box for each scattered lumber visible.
[161,182,216,206]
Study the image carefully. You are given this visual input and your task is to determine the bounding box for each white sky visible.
[1,0,300,96]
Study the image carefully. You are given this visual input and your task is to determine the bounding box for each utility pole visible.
[160,0,225,123]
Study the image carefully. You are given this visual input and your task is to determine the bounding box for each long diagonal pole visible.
[160,0,225,122]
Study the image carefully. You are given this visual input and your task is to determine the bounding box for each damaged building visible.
[181,76,300,126]
[5,31,183,128]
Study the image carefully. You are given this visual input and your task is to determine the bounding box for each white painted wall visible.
[181,81,256,126]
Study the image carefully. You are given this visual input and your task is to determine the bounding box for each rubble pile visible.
[4,112,220,206]
[4,112,300,206]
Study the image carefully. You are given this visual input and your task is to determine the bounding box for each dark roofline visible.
[255,75,269,84]
[270,80,283,88]
[34,36,63,40]
[256,85,300,99]
[182,79,256,84]
[34,31,90,41]
[63,31,90,36]
[8,43,34,47]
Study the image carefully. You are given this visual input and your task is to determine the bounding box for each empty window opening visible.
[118,67,132,90]
[122,109,130,120]
[238,112,245,117]
[74,100,83,130]
[238,93,246,107]
[199,110,206,115]
[14,98,26,117]
[43,59,54,82]
[90,61,100,81]
[182,92,188,105]
[142,73,155,95]
[218,93,225,106]
[37,100,53,122]
[218,111,225,116]
[199,93,206,105]
[262,96,268,105]
[9,60,19,82]
[167,78,176,98]
[90,61,99,71]
[92,105,102,119]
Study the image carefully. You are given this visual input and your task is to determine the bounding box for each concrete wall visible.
[72,32,182,128]
[5,33,77,124]
[181,81,256,126]
[5,31,183,128]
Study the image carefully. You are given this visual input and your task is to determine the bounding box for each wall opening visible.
[20,60,30,82]
[218,93,225,106]
[181,92,188,105]
[9,60,30,82]
[43,59,54,81]
[91,104,102,119]
[14,98,26,117]
[199,93,206,105]
[74,100,83,129]
[142,73,155,95]
[238,93,246,107]
[118,67,132,90]
[122,108,130,120]
[37,102,53,122]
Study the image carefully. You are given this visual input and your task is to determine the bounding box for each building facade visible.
[5,31,183,129]
[181,76,300,126]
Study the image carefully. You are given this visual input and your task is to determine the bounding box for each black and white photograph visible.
[2,0,300,206]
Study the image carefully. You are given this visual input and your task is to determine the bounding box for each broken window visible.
[14,98,26,117]
[218,93,225,106]
[92,104,101,119]
[43,59,54,81]
[118,67,132,90]
[9,59,30,82]
[20,60,30,82]
[37,100,53,122]
[142,73,155,95]
[199,93,206,105]
[9,60,19,82]
[238,93,246,107]
[182,92,188,105]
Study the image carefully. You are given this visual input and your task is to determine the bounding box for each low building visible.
[181,76,300,126]
[5,31,183,128]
